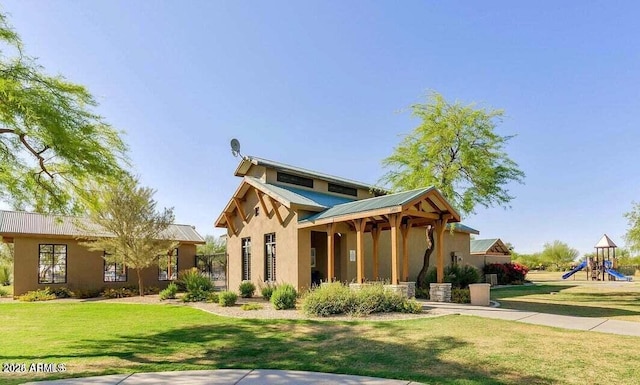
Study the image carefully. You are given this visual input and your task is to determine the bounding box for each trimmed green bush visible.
[451,288,470,303]
[302,282,422,317]
[0,287,10,297]
[301,282,351,316]
[239,280,256,298]
[49,286,72,298]
[102,287,136,299]
[271,283,297,310]
[219,291,238,307]
[18,288,56,302]
[260,282,277,300]
[73,288,102,299]
[206,291,219,303]
[182,290,208,302]
[421,265,480,289]
[241,303,263,311]
[159,283,178,300]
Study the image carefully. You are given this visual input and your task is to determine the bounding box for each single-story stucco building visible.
[0,210,205,295]
[215,156,487,296]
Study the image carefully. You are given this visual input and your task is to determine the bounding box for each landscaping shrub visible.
[241,303,263,311]
[178,268,213,293]
[483,263,528,285]
[0,264,11,286]
[206,291,219,303]
[451,288,470,303]
[271,283,297,310]
[159,283,178,300]
[49,286,73,298]
[302,282,352,316]
[143,286,161,295]
[239,280,256,298]
[218,291,238,307]
[177,268,213,302]
[0,287,10,297]
[18,288,56,302]
[102,287,136,299]
[73,288,102,299]
[421,265,480,289]
[302,282,422,317]
[260,282,277,300]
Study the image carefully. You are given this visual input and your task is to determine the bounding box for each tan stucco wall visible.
[226,187,299,295]
[466,254,511,269]
[12,236,196,295]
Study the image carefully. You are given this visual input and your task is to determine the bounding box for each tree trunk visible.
[137,269,144,296]
[416,225,435,290]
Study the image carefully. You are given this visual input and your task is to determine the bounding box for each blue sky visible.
[2,1,639,255]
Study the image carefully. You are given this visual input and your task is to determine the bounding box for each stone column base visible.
[399,282,416,298]
[429,283,452,302]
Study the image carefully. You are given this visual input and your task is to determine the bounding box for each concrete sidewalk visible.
[420,301,640,337]
[24,369,422,385]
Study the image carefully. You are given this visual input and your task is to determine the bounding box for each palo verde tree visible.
[81,177,177,296]
[0,12,128,214]
[380,91,525,287]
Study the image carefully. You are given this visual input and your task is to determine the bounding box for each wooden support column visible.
[435,215,451,283]
[355,218,367,283]
[371,226,380,280]
[327,223,336,282]
[401,223,410,282]
[389,214,402,284]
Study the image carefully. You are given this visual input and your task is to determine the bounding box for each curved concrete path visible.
[420,301,640,337]
[24,369,423,385]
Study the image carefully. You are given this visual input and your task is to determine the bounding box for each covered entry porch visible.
[299,187,460,299]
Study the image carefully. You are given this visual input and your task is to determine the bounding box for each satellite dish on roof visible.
[230,138,242,158]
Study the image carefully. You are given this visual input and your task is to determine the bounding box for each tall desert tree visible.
[540,240,579,270]
[380,92,524,286]
[624,202,640,254]
[0,12,128,214]
[81,177,177,296]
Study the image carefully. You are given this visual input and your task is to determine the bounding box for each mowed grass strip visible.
[1,303,639,385]
[493,273,640,322]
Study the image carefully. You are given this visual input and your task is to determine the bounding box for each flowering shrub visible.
[483,262,528,285]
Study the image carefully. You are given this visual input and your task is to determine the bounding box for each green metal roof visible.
[246,177,354,210]
[470,238,500,254]
[447,223,480,235]
[300,187,434,223]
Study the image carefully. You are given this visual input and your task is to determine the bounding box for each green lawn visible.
[492,275,640,322]
[1,303,639,385]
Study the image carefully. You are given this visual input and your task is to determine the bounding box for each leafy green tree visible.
[0,12,128,214]
[381,91,525,216]
[197,235,226,255]
[624,202,640,255]
[81,177,176,296]
[540,240,579,271]
[380,91,524,285]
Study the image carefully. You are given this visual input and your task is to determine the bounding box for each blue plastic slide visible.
[605,268,633,281]
[562,261,587,280]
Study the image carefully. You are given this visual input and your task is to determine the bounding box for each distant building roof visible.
[470,238,510,255]
[447,223,480,235]
[235,155,382,192]
[595,234,617,248]
[0,210,205,244]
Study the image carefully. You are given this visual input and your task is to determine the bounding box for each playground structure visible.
[562,234,633,281]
